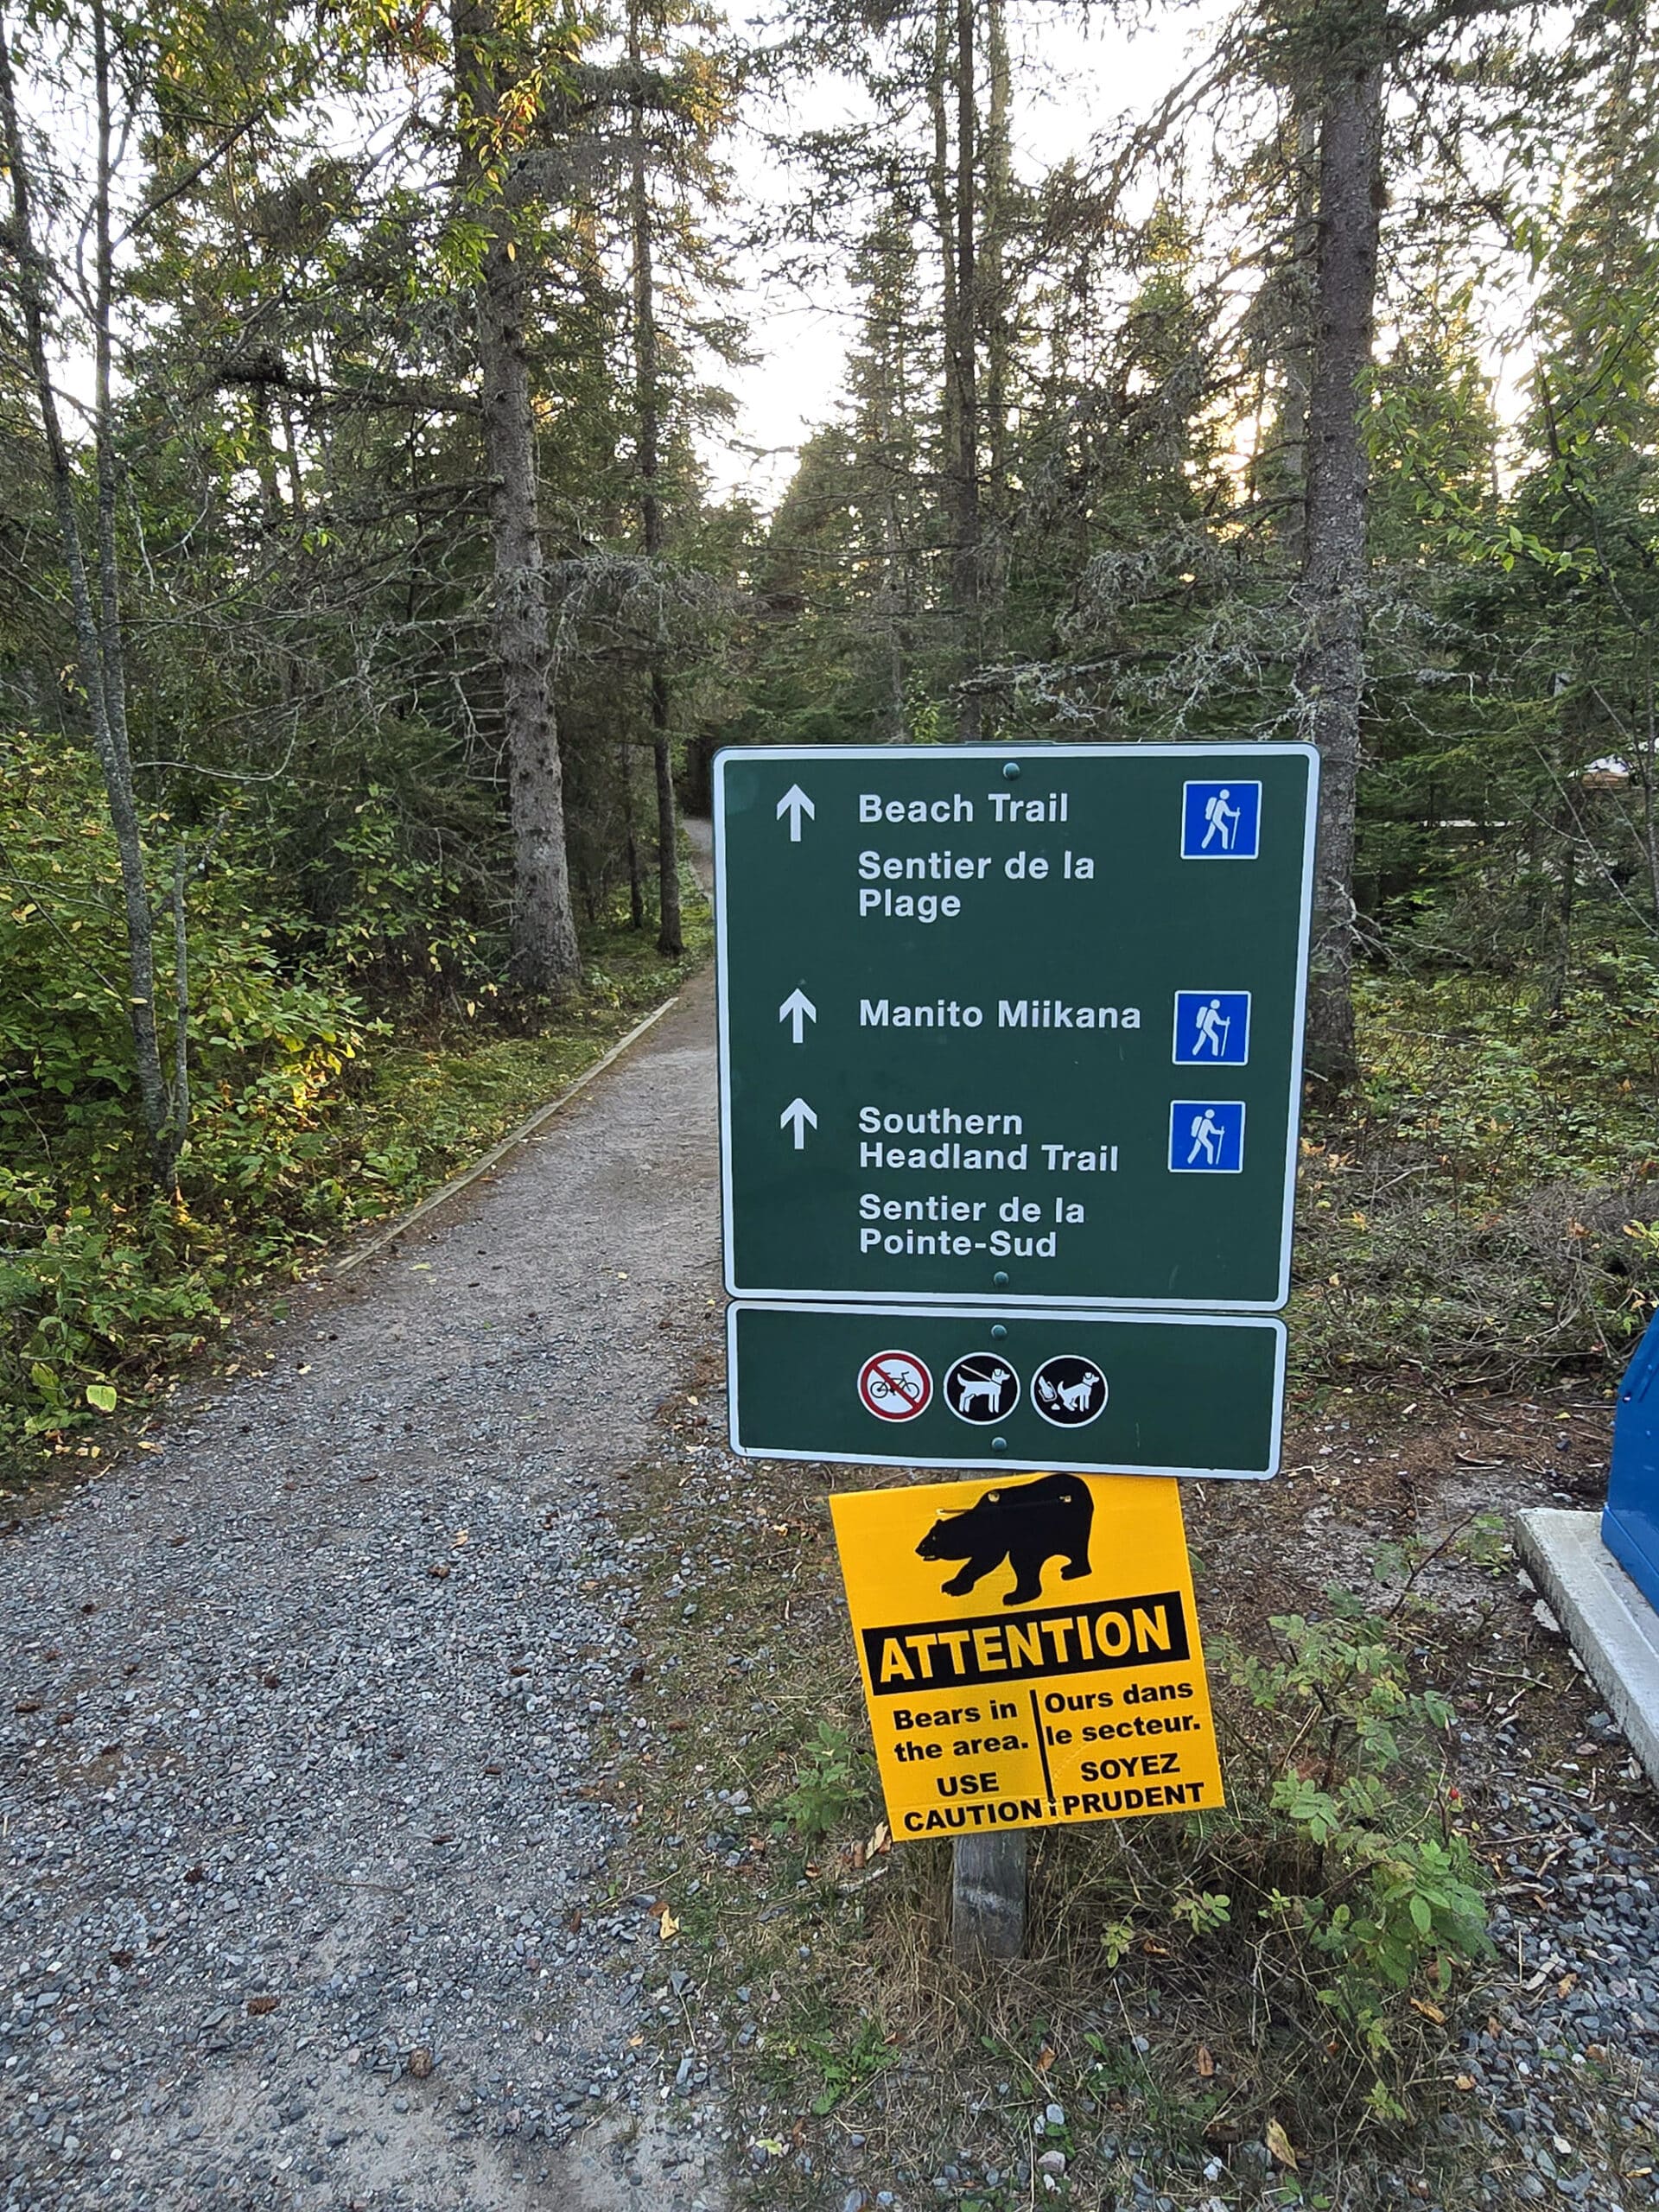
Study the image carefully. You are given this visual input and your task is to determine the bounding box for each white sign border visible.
[726,1300,1288,1482]
[714,741,1319,1314]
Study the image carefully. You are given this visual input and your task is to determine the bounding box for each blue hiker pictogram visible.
[1168,1100,1246,1173]
[1182,780,1261,859]
[1173,990,1251,1065]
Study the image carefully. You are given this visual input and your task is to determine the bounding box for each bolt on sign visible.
[830,1472,1222,1838]
[715,742,1317,1314]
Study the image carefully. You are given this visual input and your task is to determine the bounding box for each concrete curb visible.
[1515,1505,1659,1789]
[327,993,682,1279]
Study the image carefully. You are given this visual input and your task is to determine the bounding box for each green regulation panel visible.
[716,743,1316,1311]
[728,1303,1287,1480]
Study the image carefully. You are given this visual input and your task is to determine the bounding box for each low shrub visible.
[1294,965,1659,1380]
[1043,1591,1491,2141]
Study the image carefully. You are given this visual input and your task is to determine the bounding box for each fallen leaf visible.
[1557,1973,1577,1998]
[1034,2045,1055,2075]
[408,2048,433,2080]
[1410,1998,1446,2024]
[1455,2075,1476,2092]
[1196,2044,1216,2078]
[658,1907,680,1942]
[427,1562,450,1580]
[246,1994,278,2016]
[1265,2119,1299,2171]
[868,1821,891,1855]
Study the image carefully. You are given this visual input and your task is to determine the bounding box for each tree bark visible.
[629,0,682,956]
[1295,53,1384,1092]
[453,0,581,997]
[0,4,176,1185]
[980,0,1010,664]
[1275,99,1321,567]
[950,0,982,741]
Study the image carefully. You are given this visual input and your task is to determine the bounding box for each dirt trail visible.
[1,868,729,2211]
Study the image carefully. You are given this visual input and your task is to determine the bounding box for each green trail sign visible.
[715,743,1317,1313]
[728,1304,1286,1479]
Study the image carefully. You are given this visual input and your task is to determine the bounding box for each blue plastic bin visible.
[1605,1308,1659,1616]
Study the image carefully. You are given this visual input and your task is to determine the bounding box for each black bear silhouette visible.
[915,1472,1094,1606]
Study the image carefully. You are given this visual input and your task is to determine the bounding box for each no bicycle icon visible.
[857,1349,933,1421]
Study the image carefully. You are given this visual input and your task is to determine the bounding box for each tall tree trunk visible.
[628,0,682,956]
[949,0,982,740]
[1277,99,1321,567]
[0,3,176,1185]
[979,0,1010,672]
[621,741,645,930]
[453,0,581,996]
[925,0,982,739]
[1295,53,1383,1092]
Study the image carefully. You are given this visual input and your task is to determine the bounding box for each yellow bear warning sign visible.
[830,1472,1223,1838]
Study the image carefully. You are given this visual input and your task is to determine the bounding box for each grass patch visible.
[1294,963,1659,1387]
[327,898,712,1215]
[612,1381,1513,2212]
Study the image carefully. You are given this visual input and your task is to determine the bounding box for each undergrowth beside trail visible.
[1294,963,1659,1386]
[0,854,709,1482]
[614,1385,1548,2212]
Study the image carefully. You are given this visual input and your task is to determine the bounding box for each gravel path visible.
[1,957,729,2212]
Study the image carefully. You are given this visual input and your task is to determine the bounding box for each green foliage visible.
[1065,1591,1489,2138]
[776,1721,874,1844]
[1294,963,1659,1381]
[1227,1605,1491,2028]
[808,2018,892,2115]
[0,725,709,1472]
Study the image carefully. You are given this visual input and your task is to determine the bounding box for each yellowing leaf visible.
[658,1907,680,1942]
[86,1383,118,1414]
[1265,2120,1299,2171]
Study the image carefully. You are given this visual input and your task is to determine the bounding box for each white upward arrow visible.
[776,785,816,842]
[779,987,817,1045]
[779,1096,818,1150]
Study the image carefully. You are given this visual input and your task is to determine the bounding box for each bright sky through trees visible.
[712,4,1220,502]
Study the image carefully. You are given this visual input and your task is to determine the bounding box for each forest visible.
[3,0,1659,1474]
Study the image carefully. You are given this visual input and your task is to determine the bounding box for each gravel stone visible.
[0,963,728,2212]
